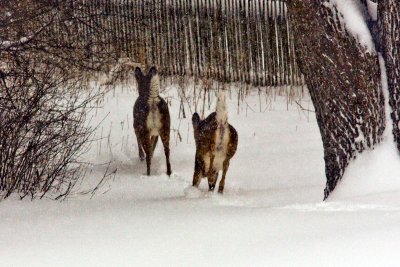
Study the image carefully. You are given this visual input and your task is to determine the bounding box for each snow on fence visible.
[66,0,304,87]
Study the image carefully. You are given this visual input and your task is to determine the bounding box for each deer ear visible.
[148,66,157,77]
[134,67,143,79]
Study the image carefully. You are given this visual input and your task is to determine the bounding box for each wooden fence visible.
[71,0,304,86]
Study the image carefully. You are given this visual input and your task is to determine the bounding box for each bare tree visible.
[287,0,386,199]
[379,1,400,152]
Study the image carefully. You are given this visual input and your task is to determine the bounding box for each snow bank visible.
[331,138,400,200]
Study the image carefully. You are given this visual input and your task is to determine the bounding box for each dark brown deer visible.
[133,67,171,176]
[192,91,238,193]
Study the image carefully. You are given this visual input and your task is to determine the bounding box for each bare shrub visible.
[0,0,112,200]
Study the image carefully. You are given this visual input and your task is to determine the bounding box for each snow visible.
[1,36,31,50]
[328,0,375,52]
[367,0,378,21]
[2,81,400,266]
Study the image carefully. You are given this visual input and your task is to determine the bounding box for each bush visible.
[0,0,110,199]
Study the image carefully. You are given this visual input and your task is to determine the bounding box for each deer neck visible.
[149,74,160,98]
[216,120,229,151]
[147,94,160,105]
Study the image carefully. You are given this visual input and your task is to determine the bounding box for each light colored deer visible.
[133,67,171,176]
[192,91,238,193]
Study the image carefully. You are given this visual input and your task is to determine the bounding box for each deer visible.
[133,66,171,176]
[192,91,238,193]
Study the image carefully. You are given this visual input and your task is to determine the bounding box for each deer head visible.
[134,66,160,98]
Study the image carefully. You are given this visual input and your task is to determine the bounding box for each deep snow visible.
[2,82,400,267]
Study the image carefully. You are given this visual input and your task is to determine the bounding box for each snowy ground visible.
[2,82,400,267]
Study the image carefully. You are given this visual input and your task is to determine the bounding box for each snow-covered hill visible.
[1,83,400,266]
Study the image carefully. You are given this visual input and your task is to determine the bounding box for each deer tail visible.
[216,91,228,123]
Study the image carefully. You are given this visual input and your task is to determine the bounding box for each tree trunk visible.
[379,1,400,151]
[287,0,386,199]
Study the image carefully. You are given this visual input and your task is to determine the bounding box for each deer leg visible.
[208,171,219,191]
[135,132,145,161]
[192,157,202,187]
[218,159,230,194]
[207,143,216,178]
[151,136,158,154]
[142,136,152,176]
[160,130,171,176]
